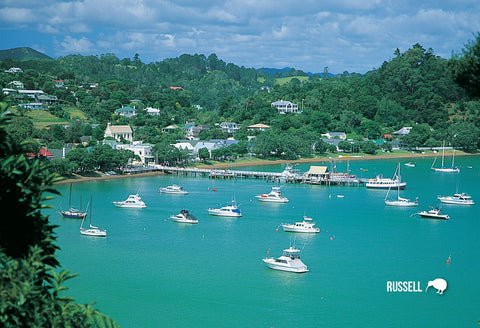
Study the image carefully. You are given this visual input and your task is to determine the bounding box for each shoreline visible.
[54,151,478,185]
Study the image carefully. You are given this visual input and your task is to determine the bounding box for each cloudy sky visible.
[1,0,479,74]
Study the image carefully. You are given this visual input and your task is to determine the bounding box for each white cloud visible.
[58,36,94,54]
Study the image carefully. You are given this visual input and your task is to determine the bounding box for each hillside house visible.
[271,100,299,114]
[247,123,270,132]
[322,132,347,140]
[5,67,23,73]
[115,141,154,164]
[220,122,239,134]
[104,123,133,142]
[115,106,137,118]
[144,107,160,116]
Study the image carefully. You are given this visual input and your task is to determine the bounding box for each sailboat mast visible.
[68,183,72,209]
[441,140,445,167]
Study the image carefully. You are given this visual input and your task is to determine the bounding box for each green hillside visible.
[0,47,52,61]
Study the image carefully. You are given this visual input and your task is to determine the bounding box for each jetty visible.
[143,163,369,186]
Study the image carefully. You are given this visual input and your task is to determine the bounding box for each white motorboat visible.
[431,140,460,173]
[159,184,188,194]
[80,196,107,237]
[437,193,474,205]
[418,207,450,220]
[404,162,416,167]
[366,163,406,190]
[262,247,308,273]
[281,216,320,233]
[170,209,198,224]
[255,187,289,203]
[113,194,146,208]
[208,199,242,217]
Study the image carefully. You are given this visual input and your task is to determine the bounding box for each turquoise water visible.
[47,156,480,327]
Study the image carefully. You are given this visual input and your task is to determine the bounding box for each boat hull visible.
[282,225,319,233]
[418,212,449,220]
[173,218,198,224]
[59,211,87,219]
[384,200,418,207]
[366,182,406,190]
[255,196,289,203]
[208,210,242,217]
[80,229,107,237]
[114,203,146,208]
[434,168,460,173]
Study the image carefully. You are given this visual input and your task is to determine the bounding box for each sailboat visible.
[80,196,107,237]
[383,163,417,206]
[431,140,460,173]
[58,183,87,219]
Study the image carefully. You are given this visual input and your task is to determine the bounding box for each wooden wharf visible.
[145,164,369,186]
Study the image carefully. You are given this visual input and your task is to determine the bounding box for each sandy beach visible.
[55,151,477,185]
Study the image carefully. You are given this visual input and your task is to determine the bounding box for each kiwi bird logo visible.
[425,278,447,295]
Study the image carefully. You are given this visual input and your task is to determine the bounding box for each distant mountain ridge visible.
[0,47,52,61]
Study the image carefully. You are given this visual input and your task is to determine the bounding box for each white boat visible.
[113,194,146,208]
[170,209,198,224]
[159,184,188,194]
[208,199,242,217]
[437,193,474,205]
[431,140,460,173]
[418,207,450,220]
[366,162,406,190]
[384,184,418,207]
[262,247,308,273]
[80,196,107,237]
[281,216,320,233]
[404,162,416,167]
[255,187,289,203]
[278,163,300,182]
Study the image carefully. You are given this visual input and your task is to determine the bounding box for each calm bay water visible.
[47,156,480,327]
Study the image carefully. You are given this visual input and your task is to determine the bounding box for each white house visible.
[247,123,270,132]
[271,100,299,114]
[115,106,137,118]
[115,141,154,164]
[322,132,347,140]
[104,123,133,142]
[144,107,160,116]
[220,122,239,134]
[5,67,23,73]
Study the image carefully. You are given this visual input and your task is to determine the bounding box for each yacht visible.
[170,209,198,224]
[113,194,147,208]
[281,216,320,233]
[437,193,474,205]
[431,140,460,173]
[208,199,242,217]
[80,196,107,237]
[255,187,289,203]
[418,207,450,220]
[384,185,418,207]
[366,163,406,190]
[159,184,188,194]
[262,247,308,273]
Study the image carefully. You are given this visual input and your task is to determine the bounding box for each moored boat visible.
[366,163,406,190]
[113,194,146,208]
[208,198,242,217]
[262,247,308,273]
[437,193,474,205]
[255,187,289,203]
[80,196,107,237]
[281,216,320,233]
[170,209,198,224]
[159,184,188,194]
[417,207,449,220]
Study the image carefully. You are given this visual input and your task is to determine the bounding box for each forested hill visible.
[0,47,52,61]
[1,37,480,154]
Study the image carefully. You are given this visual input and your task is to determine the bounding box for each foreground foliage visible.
[0,106,119,328]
